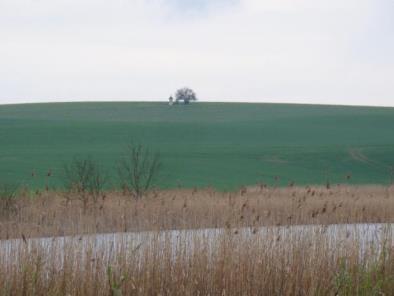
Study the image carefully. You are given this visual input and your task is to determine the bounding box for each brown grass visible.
[0,184,393,240]
[0,225,393,295]
[0,185,393,295]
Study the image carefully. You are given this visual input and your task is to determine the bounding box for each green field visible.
[1,102,394,190]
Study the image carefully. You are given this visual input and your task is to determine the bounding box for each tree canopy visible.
[175,88,197,104]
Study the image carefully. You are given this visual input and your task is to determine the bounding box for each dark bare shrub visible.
[63,156,108,207]
[0,183,18,218]
[118,144,161,199]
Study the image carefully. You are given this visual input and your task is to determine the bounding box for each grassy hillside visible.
[1,102,394,190]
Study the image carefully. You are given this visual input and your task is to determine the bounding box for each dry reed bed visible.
[0,225,393,295]
[1,185,394,240]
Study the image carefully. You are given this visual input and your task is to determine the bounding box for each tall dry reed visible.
[0,185,393,239]
[0,225,392,295]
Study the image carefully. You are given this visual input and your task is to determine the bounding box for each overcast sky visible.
[0,0,393,106]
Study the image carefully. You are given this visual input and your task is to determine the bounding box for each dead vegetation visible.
[0,184,393,295]
[0,184,393,240]
[0,224,392,295]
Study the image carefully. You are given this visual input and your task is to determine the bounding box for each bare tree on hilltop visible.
[175,87,197,104]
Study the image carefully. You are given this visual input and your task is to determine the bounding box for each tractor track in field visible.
[348,148,388,169]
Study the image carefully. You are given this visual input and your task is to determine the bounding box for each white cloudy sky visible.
[0,0,393,106]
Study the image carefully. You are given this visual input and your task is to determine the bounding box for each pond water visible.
[0,223,392,266]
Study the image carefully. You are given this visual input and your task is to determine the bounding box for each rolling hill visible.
[1,102,394,190]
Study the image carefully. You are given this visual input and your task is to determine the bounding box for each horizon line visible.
[0,99,394,109]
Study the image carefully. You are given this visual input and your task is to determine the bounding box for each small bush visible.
[118,144,161,199]
[63,156,108,205]
[0,183,19,218]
